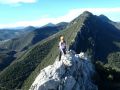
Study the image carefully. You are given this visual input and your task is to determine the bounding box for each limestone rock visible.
[30,51,98,90]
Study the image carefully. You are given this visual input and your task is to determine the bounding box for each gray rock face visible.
[30,50,98,90]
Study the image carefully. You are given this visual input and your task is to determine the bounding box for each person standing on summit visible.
[58,35,67,61]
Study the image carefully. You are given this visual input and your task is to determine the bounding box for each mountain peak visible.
[25,26,36,29]
[56,22,68,26]
[76,11,93,20]
[30,50,97,90]
[43,23,55,27]
[81,11,93,17]
[68,11,94,27]
[83,11,92,15]
[23,26,36,31]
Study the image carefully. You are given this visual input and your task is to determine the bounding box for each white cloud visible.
[0,7,120,28]
[72,7,120,14]
[0,0,37,4]
[63,7,120,21]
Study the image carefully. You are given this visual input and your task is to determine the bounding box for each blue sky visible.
[0,0,120,28]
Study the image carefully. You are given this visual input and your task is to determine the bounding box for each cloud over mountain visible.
[0,7,120,28]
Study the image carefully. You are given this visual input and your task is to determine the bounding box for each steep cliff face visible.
[69,12,120,90]
[70,11,120,63]
[30,50,97,90]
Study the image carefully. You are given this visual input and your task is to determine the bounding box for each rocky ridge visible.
[30,50,98,90]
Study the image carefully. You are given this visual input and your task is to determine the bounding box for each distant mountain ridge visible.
[0,30,23,41]
[0,26,37,41]
[43,23,56,27]
[0,22,68,74]
[0,22,68,51]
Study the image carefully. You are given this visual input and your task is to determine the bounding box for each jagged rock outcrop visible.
[30,50,98,90]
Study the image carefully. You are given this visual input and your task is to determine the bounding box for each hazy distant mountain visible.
[0,23,67,51]
[0,11,120,90]
[0,26,36,41]
[43,22,68,27]
[0,30,22,41]
[43,23,56,27]
[56,22,68,28]
[21,26,36,31]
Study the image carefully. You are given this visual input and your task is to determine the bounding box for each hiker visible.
[58,35,67,61]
